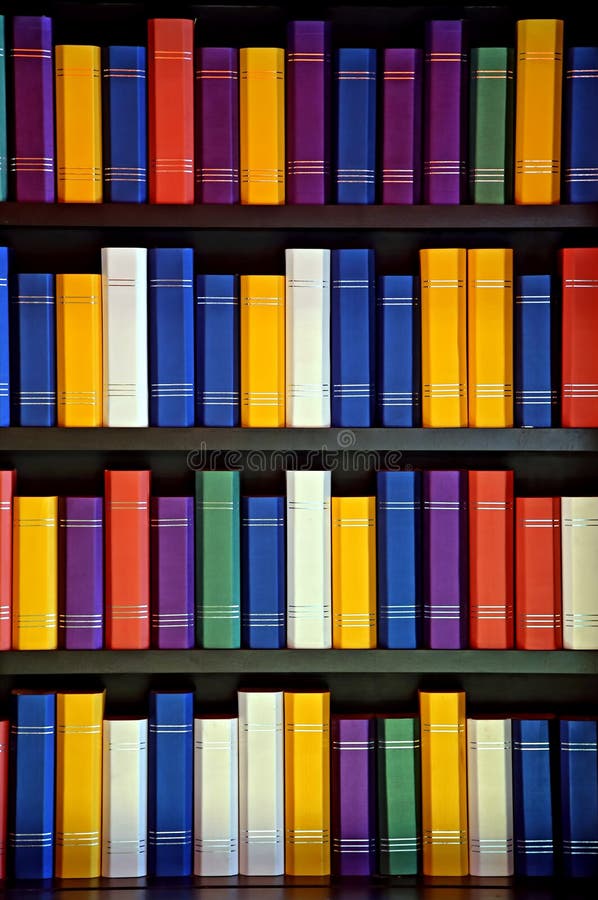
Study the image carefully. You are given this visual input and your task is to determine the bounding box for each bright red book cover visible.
[561,248,598,426]
[0,471,16,651]
[0,719,7,879]
[515,497,562,650]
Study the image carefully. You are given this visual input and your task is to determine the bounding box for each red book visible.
[0,720,7,880]
[0,471,16,651]
[105,470,150,649]
[148,18,194,204]
[515,497,562,650]
[561,248,598,426]
[469,470,514,649]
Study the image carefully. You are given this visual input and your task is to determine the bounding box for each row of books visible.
[0,467,594,651]
[0,17,595,205]
[1,688,596,881]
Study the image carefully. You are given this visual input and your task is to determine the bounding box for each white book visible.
[194,717,239,876]
[238,691,284,875]
[562,497,598,649]
[285,248,331,427]
[467,718,513,876]
[102,247,148,426]
[286,470,332,649]
[101,718,148,878]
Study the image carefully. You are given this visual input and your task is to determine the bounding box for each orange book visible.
[515,497,562,649]
[0,471,15,650]
[240,274,285,426]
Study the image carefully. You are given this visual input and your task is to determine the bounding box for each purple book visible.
[11,16,55,202]
[423,20,467,204]
[286,20,331,204]
[59,497,103,650]
[382,49,422,204]
[422,470,468,648]
[331,716,376,876]
[195,47,239,204]
[151,497,194,649]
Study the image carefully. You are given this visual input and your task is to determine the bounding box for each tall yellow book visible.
[57,274,102,427]
[332,497,376,649]
[56,692,105,878]
[240,48,285,204]
[241,274,285,426]
[420,690,468,876]
[515,20,563,204]
[467,249,513,427]
[12,497,57,650]
[284,691,331,875]
[420,249,468,427]
[55,45,102,202]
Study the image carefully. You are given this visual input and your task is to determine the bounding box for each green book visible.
[195,470,241,648]
[0,17,7,201]
[469,47,514,204]
[376,716,421,875]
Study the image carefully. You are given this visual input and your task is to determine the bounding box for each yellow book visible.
[240,274,285,426]
[55,45,102,202]
[467,249,513,427]
[12,497,57,650]
[56,692,105,878]
[240,48,285,204]
[420,690,468,876]
[332,497,376,649]
[284,691,331,875]
[57,274,102,427]
[420,249,468,427]
[515,20,563,204]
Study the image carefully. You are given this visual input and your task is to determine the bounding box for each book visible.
[284,692,330,875]
[561,497,598,649]
[332,497,376,649]
[286,21,331,204]
[0,247,7,426]
[420,690,468,876]
[0,470,15,650]
[148,247,195,427]
[105,470,150,650]
[420,248,467,427]
[331,716,376,875]
[376,716,421,875]
[469,47,514,203]
[102,718,148,877]
[150,497,194,650]
[103,46,147,203]
[11,16,55,202]
[515,20,563,204]
[376,275,420,427]
[194,717,238,876]
[195,275,239,426]
[560,719,598,878]
[286,471,331,649]
[240,274,285,427]
[10,273,56,427]
[12,496,57,650]
[195,48,239,204]
[101,247,148,427]
[515,274,556,427]
[331,249,375,426]
[382,49,422,204]
[565,48,598,203]
[0,719,6,879]
[515,497,562,649]
[285,248,331,427]
[56,273,102,427]
[59,497,103,650]
[512,717,555,876]
[467,718,514,876]
[148,692,193,877]
[239,48,285,204]
[195,471,241,648]
[335,48,376,204]
[238,691,284,875]
[561,247,598,427]
[55,45,102,202]
[241,496,285,649]
[0,17,5,200]
[148,19,194,204]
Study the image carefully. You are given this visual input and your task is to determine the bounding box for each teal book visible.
[0,17,7,200]
[195,471,241,648]
[469,47,514,203]
[376,716,421,874]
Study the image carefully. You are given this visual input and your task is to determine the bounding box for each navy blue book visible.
[331,249,375,426]
[560,719,598,878]
[336,48,376,203]
[241,496,285,649]
[149,248,195,426]
[195,274,239,426]
[10,274,55,426]
[515,275,556,428]
[0,247,8,426]
[512,717,555,876]
[10,692,55,879]
[148,691,193,877]
[376,275,420,427]
[565,48,598,203]
[103,46,148,202]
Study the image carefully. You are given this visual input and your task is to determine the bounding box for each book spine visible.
[561,497,598,649]
[10,273,56,426]
[102,719,148,878]
[56,273,102,427]
[561,247,598,426]
[0,720,6,879]
[332,497,376,649]
[336,48,376,204]
[512,718,555,876]
[150,497,194,650]
[560,719,598,878]
[195,47,239,204]
[195,274,239,426]
[515,497,562,649]
[469,47,514,203]
[0,470,15,650]
[241,496,285,649]
[240,274,285,427]
[0,247,7,426]
[565,47,598,202]
[194,718,239,875]
[0,18,6,200]
[12,496,58,650]
[382,49,422,204]
[376,275,420,427]
[376,717,421,875]
[240,48,285,205]
[331,716,376,875]
[515,274,555,427]
[59,497,103,650]
[467,718,514,875]
[103,46,147,203]
[55,45,102,202]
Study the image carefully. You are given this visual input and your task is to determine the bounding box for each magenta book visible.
[195,47,239,203]
[59,497,103,650]
[382,49,422,204]
[151,497,194,649]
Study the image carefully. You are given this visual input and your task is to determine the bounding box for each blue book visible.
[10,692,55,879]
[148,691,193,877]
[10,274,55,426]
[241,496,285,649]
[195,274,239,426]
[512,718,555,876]
[0,17,7,201]
[376,275,420,427]
[376,471,421,649]
[560,719,598,878]
[336,48,377,203]
[103,46,147,202]
[149,248,195,426]
[0,248,8,425]
[565,48,598,203]
[515,275,555,428]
